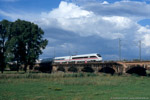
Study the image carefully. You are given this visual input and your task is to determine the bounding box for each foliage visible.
[9,64,18,71]
[9,19,48,72]
[0,19,48,73]
[0,20,11,73]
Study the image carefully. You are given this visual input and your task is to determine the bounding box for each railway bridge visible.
[52,61,150,75]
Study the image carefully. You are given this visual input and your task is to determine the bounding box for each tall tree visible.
[6,21,26,72]
[10,19,48,72]
[0,20,11,73]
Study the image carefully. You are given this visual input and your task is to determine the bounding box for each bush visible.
[86,73,97,77]
[9,64,18,71]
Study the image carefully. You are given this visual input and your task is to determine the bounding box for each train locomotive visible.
[53,53,102,64]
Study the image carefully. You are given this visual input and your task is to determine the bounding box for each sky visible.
[0,0,150,60]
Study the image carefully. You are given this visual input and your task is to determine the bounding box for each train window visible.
[90,56,97,58]
[83,57,88,58]
[72,56,88,59]
[97,54,101,57]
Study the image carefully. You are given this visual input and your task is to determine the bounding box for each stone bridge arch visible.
[99,67,116,75]
[52,62,124,74]
[81,66,94,73]
[126,65,147,76]
[57,66,65,72]
[68,66,78,72]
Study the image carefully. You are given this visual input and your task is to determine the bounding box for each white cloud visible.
[0,9,39,21]
[1,0,150,58]
[1,1,149,41]
[0,9,20,20]
[138,26,150,34]
[39,1,93,28]
[50,1,92,19]
[102,16,132,29]
[142,34,150,47]
[83,0,150,19]
[136,26,150,47]
[102,1,109,5]
[37,1,136,39]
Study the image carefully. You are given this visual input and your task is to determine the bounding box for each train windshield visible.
[97,54,101,57]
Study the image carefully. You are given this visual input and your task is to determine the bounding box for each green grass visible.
[0,73,150,100]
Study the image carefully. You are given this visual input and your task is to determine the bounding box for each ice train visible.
[53,53,102,64]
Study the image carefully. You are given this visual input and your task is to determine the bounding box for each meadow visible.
[0,72,150,100]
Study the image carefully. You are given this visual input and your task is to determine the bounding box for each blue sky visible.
[0,0,150,60]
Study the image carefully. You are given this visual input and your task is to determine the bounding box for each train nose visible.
[99,57,102,61]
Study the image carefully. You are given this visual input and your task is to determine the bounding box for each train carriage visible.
[53,53,102,64]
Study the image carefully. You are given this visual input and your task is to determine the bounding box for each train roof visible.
[54,53,100,59]
[72,53,99,57]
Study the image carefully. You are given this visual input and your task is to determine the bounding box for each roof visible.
[54,53,99,59]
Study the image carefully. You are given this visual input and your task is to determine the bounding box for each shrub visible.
[54,88,62,91]
[9,64,18,71]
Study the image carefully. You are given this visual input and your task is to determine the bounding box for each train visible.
[53,53,102,64]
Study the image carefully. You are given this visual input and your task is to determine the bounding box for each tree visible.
[0,20,11,73]
[10,19,48,72]
[6,21,26,72]
[0,19,48,73]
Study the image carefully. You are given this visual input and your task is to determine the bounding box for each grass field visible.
[0,72,150,100]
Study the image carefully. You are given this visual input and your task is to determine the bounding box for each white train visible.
[53,53,102,64]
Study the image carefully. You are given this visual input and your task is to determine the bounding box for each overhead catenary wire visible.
[139,40,141,61]
[117,38,143,61]
[119,38,121,61]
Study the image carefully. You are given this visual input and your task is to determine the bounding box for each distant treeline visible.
[0,19,48,73]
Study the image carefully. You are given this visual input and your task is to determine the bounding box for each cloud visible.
[102,16,132,29]
[1,1,148,39]
[102,1,109,5]
[1,1,150,59]
[38,1,136,39]
[83,1,150,19]
[38,1,150,58]
[143,34,150,47]
[137,25,150,47]
[50,1,92,19]
[0,9,39,21]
